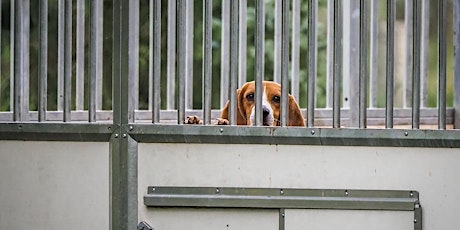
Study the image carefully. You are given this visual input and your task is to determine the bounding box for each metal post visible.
[203,0,213,125]
[177,0,186,124]
[9,0,14,112]
[369,0,378,108]
[438,0,447,130]
[280,0,289,127]
[220,0,230,108]
[151,0,161,123]
[76,0,85,111]
[63,0,72,122]
[255,0,265,126]
[238,0,247,87]
[128,0,139,121]
[420,0,430,108]
[404,0,413,108]
[386,0,395,129]
[111,0,138,229]
[274,0,282,83]
[14,0,30,122]
[326,0,333,108]
[359,0,368,128]
[167,0,176,110]
[454,0,460,128]
[307,0,317,127]
[38,0,48,122]
[57,0,64,111]
[412,0,422,129]
[89,0,103,122]
[229,0,239,125]
[291,0,300,101]
[333,0,342,128]
[185,0,194,109]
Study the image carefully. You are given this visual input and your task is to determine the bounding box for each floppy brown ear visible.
[288,95,305,126]
[220,88,247,125]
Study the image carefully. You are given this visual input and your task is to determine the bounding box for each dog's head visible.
[222,81,305,126]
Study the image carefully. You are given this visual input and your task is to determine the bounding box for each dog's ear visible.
[220,88,247,125]
[288,95,305,126]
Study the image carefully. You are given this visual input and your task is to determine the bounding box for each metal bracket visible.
[137,221,153,230]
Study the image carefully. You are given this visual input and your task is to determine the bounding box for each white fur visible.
[249,87,275,126]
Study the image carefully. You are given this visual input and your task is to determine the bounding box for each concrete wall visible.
[139,143,460,230]
[0,141,109,230]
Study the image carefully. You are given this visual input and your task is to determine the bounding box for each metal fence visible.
[0,0,458,129]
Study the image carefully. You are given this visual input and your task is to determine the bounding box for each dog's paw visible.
[216,118,230,125]
[185,116,203,124]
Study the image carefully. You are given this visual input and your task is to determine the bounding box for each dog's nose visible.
[263,107,270,118]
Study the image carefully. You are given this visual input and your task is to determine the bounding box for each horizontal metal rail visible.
[144,187,420,211]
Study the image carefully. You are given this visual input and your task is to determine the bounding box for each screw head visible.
[220,128,224,133]
[216,188,220,193]
[129,126,134,131]
[114,134,119,138]
[311,130,315,135]
[404,131,409,136]
[123,133,127,138]
[280,189,284,195]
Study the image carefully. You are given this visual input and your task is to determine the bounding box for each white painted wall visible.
[0,141,109,230]
[139,143,460,230]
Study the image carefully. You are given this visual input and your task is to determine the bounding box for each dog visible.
[186,81,305,126]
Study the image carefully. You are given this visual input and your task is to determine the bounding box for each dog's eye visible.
[272,95,280,103]
[246,93,254,101]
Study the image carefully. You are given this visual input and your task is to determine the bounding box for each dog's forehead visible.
[242,81,281,93]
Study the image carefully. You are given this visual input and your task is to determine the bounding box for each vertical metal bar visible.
[89,0,102,122]
[221,0,230,109]
[420,0,429,108]
[274,0,282,83]
[129,0,139,121]
[386,0,395,129]
[177,0,186,124]
[333,0,342,128]
[454,0,460,128]
[291,0,300,101]
[438,0,447,130]
[359,0,368,129]
[307,0,317,127]
[63,0,72,122]
[280,0,289,127]
[185,0,194,109]
[0,0,2,106]
[414,204,422,230]
[404,0,413,108]
[152,0,161,123]
[9,0,14,112]
[148,0,154,112]
[369,0,378,108]
[58,0,64,111]
[95,1,103,111]
[203,0,213,125]
[14,0,30,122]
[111,0,138,228]
[279,209,285,230]
[38,0,48,122]
[412,0,422,129]
[238,0,247,87]
[254,0,265,126]
[167,0,176,110]
[326,0,333,108]
[229,0,239,125]
[342,0,359,114]
[76,0,85,111]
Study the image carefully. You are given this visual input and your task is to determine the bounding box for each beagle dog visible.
[187,81,305,126]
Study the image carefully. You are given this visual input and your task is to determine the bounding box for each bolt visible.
[414,219,417,223]
[220,128,224,133]
[345,190,349,197]
[410,192,413,197]
[114,134,119,138]
[108,126,112,131]
[152,187,156,192]
[404,131,409,136]
[280,189,284,195]
[216,188,220,193]
[123,133,127,138]
[281,213,285,218]
[18,125,22,129]
[129,126,134,131]
[311,130,315,135]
